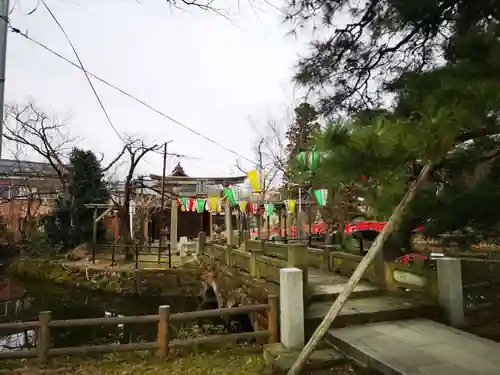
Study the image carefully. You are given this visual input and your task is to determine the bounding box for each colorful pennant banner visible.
[247,170,261,192]
[264,203,274,217]
[284,199,296,214]
[313,189,328,206]
[224,187,237,205]
[196,199,205,213]
[174,193,329,215]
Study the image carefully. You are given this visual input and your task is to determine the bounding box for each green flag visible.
[224,187,237,205]
[313,189,328,206]
[265,203,274,217]
[180,197,188,209]
[196,199,205,213]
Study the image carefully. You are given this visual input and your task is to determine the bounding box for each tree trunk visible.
[119,207,133,261]
[286,161,436,375]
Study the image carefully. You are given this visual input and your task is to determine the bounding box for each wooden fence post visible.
[37,311,52,365]
[157,305,171,357]
[268,294,279,343]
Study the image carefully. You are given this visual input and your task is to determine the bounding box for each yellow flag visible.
[247,170,261,192]
[209,197,218,212]
[289,199,296,214]
[239,201,248,213]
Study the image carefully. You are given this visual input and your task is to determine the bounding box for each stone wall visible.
[6,259,204,297]
[199,254,275,331]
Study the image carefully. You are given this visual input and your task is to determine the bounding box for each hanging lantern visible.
[297,150,320,173]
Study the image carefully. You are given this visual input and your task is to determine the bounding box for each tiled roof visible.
[0,159,62,176]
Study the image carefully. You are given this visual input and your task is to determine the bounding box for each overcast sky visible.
[3,0,308,179]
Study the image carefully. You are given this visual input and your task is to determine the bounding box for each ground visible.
[0,345,364,375]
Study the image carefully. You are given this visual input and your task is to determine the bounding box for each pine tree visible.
[286,0,500,251]
[43,148,109,249]
[285,102,320,160]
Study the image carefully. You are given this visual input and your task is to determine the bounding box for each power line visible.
[8,24,254,164]
[39,0,125,144]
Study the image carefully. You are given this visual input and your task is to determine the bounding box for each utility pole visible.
[0,0,10,158]
[159,140,173,267]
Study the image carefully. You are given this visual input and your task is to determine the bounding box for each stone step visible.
[305,294,439,338]
[263,342,346,374]
[307,282,381,304]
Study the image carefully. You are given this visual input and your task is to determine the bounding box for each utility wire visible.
[39,0,125,144]
[8,24,254,164]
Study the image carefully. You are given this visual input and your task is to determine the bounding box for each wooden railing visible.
[0,296,278,364]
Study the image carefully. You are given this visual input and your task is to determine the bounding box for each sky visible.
[3,0,309,180]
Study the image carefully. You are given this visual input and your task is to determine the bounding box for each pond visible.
[0,275,229,353]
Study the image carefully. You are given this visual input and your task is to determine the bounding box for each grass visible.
[0,345,267,375]
[0,345,366,375]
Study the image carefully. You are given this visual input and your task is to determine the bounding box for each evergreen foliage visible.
[287,0,500,247]
[42,148,109,250]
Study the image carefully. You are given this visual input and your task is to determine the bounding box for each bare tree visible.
[236,115,289,196]
[3,103,125,244]
[109,138,161,258]
[3,104,74,191]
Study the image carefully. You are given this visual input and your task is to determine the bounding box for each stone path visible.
[327,318,500,375]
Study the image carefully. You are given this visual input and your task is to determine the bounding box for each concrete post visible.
[436,257,465,327]
[280,268,305,350]
[170,199,178,252]
[287,243,309,295]
[224,199,234,246]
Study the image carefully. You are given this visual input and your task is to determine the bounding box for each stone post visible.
[225,244,233,267]
[287,243,309,296]
[280,268,305,350]
[224,199,234,246]
[170,198,178,252]
[436,257,465,327]
[179,237,188,261]
[242,230,249,251]
[197,231,206,257]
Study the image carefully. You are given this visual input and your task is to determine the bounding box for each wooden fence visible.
[94,243,171,268]
[0,295,278,364]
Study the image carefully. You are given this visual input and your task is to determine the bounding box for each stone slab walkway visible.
[327,319,500,375]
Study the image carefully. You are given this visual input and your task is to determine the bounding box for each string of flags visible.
[175,188,328,214]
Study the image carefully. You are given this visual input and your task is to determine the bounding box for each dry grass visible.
[0,345,366,375]
[0,345,266,375]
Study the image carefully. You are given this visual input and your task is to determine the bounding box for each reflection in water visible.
[0,276,202,351]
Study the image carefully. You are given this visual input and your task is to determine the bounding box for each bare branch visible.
[102,144,127,173]
[3,103,75,188]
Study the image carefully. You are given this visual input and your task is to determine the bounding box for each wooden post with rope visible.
[286,161,436,375]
